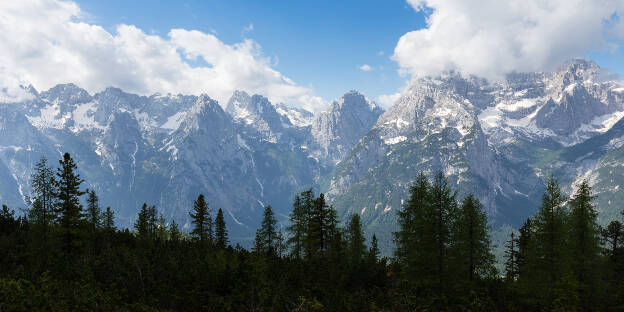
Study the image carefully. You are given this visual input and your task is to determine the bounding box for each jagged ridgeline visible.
[1,59,624,251]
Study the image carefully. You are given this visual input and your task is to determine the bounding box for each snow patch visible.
[383,136,407,145]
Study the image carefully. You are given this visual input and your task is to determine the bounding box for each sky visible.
[0,0,623,111]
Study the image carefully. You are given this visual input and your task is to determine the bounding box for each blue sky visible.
[75,0,427,105]
[1,0,622,110]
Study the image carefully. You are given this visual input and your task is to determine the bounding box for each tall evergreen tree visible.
[368,234,380,264]
[533,176,567,307]
[215,208,228,249]
[189,194,212,244]
[103,207,115,232]
[257,205,279,256]
[156,213,167,241]
[308,193,338,257]
[85,189,102,230]
[287,194,306,259]
[27,157,57,262]
[504,232,519,282]
[135,203,151,240]
[429,171,456,286]
[451,194,494,282]
[567,180,601,309]
[169,219,181,243]
[394,172,430,279]
[346,213,366,265]
[55,152,85,254]
[604,220,622,260]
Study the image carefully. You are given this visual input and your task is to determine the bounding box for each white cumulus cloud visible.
[395,0,624,81]
[0,0,324,110]
[359,64,374,72]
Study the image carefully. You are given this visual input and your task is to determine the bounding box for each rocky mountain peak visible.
[40,83,92,104]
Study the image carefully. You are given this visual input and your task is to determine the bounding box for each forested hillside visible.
[0,153,622,311]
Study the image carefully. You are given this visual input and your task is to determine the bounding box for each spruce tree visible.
[604,220,622,260]
[156,213,167,241]
[308,193,337,257]
[169,219,181,242]
[189,194,212,244]
[451,194,494,282]
[287,194,308,259]
[135,203,151,240]
[429,171,456,286]
[347,213,366,265]
[533,176,567,307]
[368,234,380,264]
[215,208,228,249]
[103,207,115,232]
[85,189,102,230]
[568,180,601,309]
[56,152,85,254]
[394,172,430,279]
[27,156,57,264]
[504,232,519,282]
[258,205,278,256]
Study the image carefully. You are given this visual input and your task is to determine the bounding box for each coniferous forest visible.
[0,153,623,311]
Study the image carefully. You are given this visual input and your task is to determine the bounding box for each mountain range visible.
[1,59,623,251]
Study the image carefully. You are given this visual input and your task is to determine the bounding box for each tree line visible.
[0,153,622,311]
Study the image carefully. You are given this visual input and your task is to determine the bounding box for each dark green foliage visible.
[215,208,228,249]
[56,152,85,254]
[169,219,181,242]
[85,189,102,230]
[368,234,379,264]
[567,180,601,310]
[103,206,115,231]
[189,194,212,244]
[0,153,622,311]
[346,213,365,264]
[256,205,279,256]
[504,232,518,281]
[451,194,495,282]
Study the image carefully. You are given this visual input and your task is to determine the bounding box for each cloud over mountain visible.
[394,0,624,81]
[0,0,324,110]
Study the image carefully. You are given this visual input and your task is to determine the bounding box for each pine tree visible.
[504,232,519,282]
[567,180,601,309]
[346,213,366,265]
[189,194,212,244]
[56,152,85,254]
[103,207,115,232]
[451,194,494,282]
[85,189,102,230]
[258,205,278,256]
[215,208,228,249]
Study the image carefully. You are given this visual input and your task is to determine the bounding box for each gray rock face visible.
[311,91,384,166]
[326,59,624,252]
[1,59,623,252]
